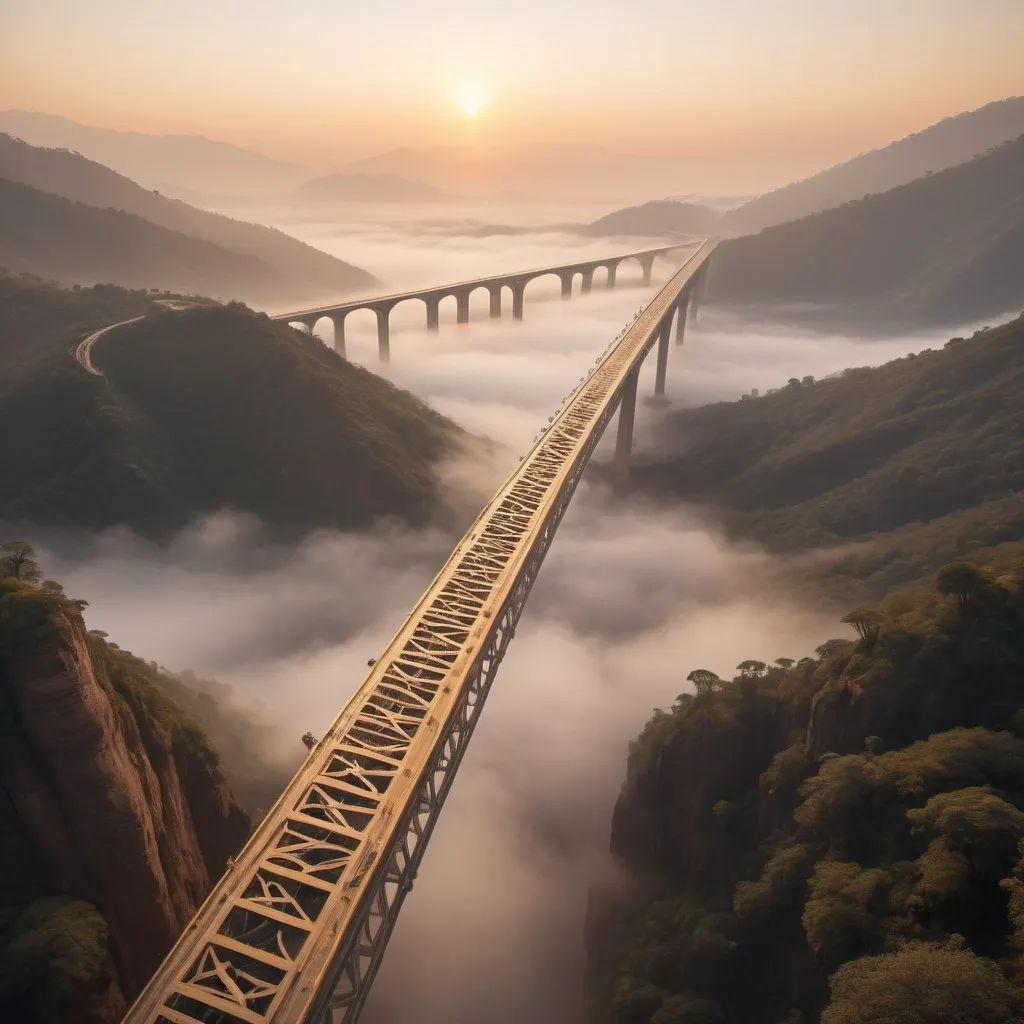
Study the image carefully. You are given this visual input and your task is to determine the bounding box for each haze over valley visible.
[2,3,1024,1023]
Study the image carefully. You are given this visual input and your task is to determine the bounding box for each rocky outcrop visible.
[0,583,251,1013]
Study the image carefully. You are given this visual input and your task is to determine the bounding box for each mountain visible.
[0,548,251,1022]
[581,199,721,239]
[0,281,469,537]
[588,549,1024,1024]
[631,313,1024,600]
[0,109,307,200]
[722,95,1024,236]
[0,134,377,303]
[297,171,447,202]
[342,141,660,200]
[706,134,1024,328]
[0,178,294,299]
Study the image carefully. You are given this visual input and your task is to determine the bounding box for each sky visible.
[3,0,1022,191]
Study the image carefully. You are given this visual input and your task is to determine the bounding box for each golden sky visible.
[2,0,1022,191]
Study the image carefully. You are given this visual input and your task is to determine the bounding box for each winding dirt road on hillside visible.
[73,300,198,378]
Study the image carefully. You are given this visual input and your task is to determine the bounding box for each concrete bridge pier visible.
[653,319,671,398]
[560,272,573,300]
[581,269,594,295]
[606,263,618,289]
[675,297,688,346]
[376,308,391,363]
[613,366,640,482]
[690,264,709,325]
[512,283,526,321]
[489,286,502,319]
[332,314,347,356]
[640,255,655,287]
[426,298,440,332]
[456,291,470,324]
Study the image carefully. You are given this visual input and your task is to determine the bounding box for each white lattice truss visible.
[124,240,716,1024]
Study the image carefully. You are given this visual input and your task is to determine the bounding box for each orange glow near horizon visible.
[1,0,1021,193]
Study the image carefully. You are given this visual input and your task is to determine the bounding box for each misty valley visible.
[2,26,1024,1024]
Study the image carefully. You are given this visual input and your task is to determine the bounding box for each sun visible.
[456,88,488,118]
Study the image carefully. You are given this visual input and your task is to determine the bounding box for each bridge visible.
[123,240,716,1024]
[273,243,694,363]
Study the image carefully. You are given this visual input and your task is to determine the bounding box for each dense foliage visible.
[0,281,465,536]
[593,553,1024,1024]
[633,314,1024,599]
[708,132,1024,327]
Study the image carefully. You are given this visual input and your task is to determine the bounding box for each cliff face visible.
[0,578,251,1018]
[587,557,1024,1024]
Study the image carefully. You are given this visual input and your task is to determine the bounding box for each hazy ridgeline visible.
[15,216,996,1024]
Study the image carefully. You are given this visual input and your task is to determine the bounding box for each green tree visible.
[937,561,992,613]
[841,606,884,648]
[820,941,1024,1023]
[686,669,723,697]
[0,541,41,583]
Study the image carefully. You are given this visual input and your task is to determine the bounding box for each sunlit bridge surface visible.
[123,240,716,1024]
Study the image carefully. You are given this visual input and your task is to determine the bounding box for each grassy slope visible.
[708,134,1024,327]
[0,133,377,299]
[0,282,463,536]
[632,314,1024,598]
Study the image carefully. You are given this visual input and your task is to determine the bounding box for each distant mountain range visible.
[296,171,447,203]
[0,134,376,303]
[582,97,1024,246]
[721,95,1024,236]
[708,132,1024,327]
[0,109,308,200]
[0,278,466,536]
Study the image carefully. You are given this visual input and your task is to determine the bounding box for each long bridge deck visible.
[123,239,715,1024]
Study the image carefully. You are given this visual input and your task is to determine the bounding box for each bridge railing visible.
[122,240,715,1024]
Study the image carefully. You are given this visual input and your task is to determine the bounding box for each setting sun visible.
[456,87,488,118]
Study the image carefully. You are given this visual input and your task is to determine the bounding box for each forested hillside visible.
[633,314,1024,598]
[707,134,1024,328]
[0,281,468,536]
[582,200,721,239]
[588,551,1024,1024]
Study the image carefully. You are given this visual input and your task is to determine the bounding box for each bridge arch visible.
[521,270,566,303]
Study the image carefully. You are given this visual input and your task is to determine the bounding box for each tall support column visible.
[640,255,654,287]
[675,297,688,346]
[426,298,439,332]
[613,366,640,481]
[512,283,525,321]
[691,264,709,326]
[332,314,347,356]
[456,291,470,324]
[489,287,502,319]
[581,269,594,295]
[606,263,618,289]
[654,319,671,397]
[560,273,573,300]
[376,308,391,364]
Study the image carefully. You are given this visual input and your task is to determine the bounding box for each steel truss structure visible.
[124,240,716,1024]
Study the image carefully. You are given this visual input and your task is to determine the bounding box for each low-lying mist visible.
[20,218,989,1021]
